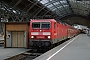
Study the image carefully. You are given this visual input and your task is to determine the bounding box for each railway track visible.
[5,50,44,60]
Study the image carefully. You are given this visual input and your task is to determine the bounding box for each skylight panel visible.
[13,10,17,14]
[40,0,49,4]
[53,2,60,5]
[60,1,66,4]
[47,4,53,8]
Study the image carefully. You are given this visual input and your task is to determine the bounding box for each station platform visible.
[34,34,90,60]
[0,46,30,60]
[0,35,30,60]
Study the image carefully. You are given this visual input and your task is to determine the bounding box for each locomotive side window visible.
[32,22,40,28]
[54,22,56,29]
[41,22,50,29]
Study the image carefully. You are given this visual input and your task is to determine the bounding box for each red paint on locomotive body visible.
[29,19,54,40]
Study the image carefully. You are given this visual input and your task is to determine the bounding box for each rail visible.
[5,50,44,60]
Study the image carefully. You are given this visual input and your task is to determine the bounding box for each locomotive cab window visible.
[41,22,50,29]
[32,22,40,28]
[32,22,50,29]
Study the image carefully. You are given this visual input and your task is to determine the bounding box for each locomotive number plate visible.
[37,36,44,38]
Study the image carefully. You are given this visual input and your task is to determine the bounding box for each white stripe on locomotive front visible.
[43,32,50,35]
[31,32,38,35]
[31,32,50,35]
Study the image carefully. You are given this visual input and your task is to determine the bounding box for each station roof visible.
[0,0,90,22]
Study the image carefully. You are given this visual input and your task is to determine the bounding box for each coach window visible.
[54,22,56,29]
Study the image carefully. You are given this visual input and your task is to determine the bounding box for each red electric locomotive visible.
[29,19,79,50]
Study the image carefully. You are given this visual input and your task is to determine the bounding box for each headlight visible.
[48,36,50,38]
[31,36,34,38]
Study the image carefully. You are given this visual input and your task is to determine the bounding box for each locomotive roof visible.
[30,19,56,22]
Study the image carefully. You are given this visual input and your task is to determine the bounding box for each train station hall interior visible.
[0,0,90,60]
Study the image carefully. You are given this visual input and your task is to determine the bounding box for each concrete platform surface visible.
[34,34,90,60]
[0,46,30,60]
